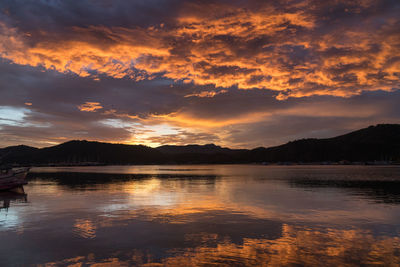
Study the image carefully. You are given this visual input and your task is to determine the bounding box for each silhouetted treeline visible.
[1,124,400,165]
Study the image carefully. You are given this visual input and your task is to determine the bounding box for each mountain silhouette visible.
[249,124,400,163]
[1,124,399,165]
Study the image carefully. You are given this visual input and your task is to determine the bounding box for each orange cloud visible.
[146,111,273,128]
[0,2,399,99]
[78,102,103,112]
[184,90,228,98]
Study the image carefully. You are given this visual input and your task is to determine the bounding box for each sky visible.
[0,0,399,148]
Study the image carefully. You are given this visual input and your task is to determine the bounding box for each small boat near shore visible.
[0,167,30,191]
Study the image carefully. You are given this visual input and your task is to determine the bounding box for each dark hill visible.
[1,124,399,165]
[1,140,164,165]
[249,124,400,162]
[157,144,235,154]
[0,145,39,162]
[156,144,247,163]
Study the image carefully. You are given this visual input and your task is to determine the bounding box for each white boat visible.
[0,167,29,191]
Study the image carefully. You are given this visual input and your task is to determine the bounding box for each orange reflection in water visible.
[40,225,400,266]
[27,166,400,266]
[73,219,97,239]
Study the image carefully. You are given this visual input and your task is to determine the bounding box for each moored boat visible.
[0,167,30,191]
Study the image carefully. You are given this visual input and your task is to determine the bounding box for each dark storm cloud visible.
[0,60,183,116]
[1,0,181,30]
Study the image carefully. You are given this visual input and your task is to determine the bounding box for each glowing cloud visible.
[78,102,103,112]
[185,90,228,98]
[0,0,399,148]
[0,1,398,99]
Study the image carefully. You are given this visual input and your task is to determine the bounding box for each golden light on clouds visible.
[78,102,103,112]
[0,0,399,100]
[185,90,228,98]
[0,0,399,148]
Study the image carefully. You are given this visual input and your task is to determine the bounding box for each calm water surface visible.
[1,165,400,266]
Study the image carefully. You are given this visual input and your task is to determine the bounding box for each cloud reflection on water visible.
[1,165,400,266]
[41,225,400,266]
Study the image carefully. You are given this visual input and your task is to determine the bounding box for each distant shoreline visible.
[15,161,400,168]
[2,124,400,167]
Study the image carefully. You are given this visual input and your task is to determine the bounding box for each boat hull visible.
[0,168,29,191]
[0,180,28,191]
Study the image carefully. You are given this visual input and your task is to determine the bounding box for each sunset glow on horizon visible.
[0,0,399,148]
